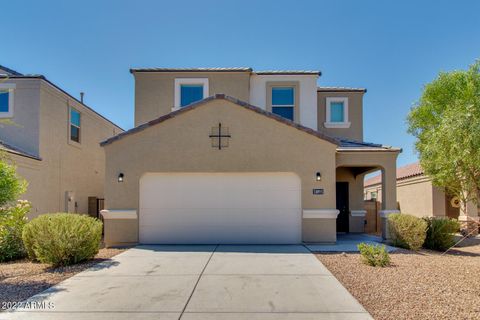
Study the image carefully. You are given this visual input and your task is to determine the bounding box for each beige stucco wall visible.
[397,177,435,218]
[133,72,251,126]
[4,79,122,218]
[432,186,448,217]
[0,79,41,156]
[317,91,364,141]
[365,176,451,218]
[31,81,122,217]
[7,154,43,210]
[104,98,338,243]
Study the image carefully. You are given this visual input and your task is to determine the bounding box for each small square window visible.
[174,78,209,110]
[325,97,350,128]
[0,90,9,113]
[0,84,15,118]
[330,102,345,122]
[70,108,81,143]
[180,84,204,107]
[271,87,295,121]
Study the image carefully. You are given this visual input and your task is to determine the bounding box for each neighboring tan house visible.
[365,162,470,220]
[0,65,123,218]
[100,67,402,246]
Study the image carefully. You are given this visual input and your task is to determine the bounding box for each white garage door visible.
[139,172,302,244]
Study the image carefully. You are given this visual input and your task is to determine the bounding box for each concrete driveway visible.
[2,245,371,320]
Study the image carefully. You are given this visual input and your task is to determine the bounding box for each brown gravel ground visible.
[0,248,126,306]
[316,237,480,320]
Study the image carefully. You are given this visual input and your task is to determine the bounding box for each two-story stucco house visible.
[0,65,123,217]
[100,67,401,246]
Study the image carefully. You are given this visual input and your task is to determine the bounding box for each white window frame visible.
[69,107,81,145]
[324,97,351,128]
[0,83,16,118]
[173,78,209,111]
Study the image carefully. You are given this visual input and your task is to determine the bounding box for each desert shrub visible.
[0,200,30,262]
[22,213,102,266]
[423,217,460,251]
[388,213,427,250]
[357,242,390,267]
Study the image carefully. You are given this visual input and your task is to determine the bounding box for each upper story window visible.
[69,107,81,143]
[271,87,295,121]
[174,78,209,110]
[325,97,351,128]
[0,83,15,118]
[267,82,299,122]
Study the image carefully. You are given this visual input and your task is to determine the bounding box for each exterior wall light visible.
[118,173,124,183]
[316,172,321,181]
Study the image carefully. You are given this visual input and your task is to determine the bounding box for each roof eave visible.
[0,75,124,131]
[130,68,253,74]
[337,147,402,152]
[317,88,367,93]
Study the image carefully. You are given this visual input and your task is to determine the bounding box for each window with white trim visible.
[69,107,81,143]
[174,78,209,109]
[0,83,16,118]
[325,97,350,128]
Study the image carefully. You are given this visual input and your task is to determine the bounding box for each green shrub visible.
[22,213,102,266]
[0,200,30,262]
[0,159,27,207]
[423,217,460,251]
[357,242,391,267]
[388,213,427,250]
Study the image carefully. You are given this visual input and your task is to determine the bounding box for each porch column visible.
[380,162,400,240]
[459,197,479,236]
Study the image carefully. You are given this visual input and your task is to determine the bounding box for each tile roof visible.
[337,139,401,152]
[364,162,424,186]
[129,67,321,75]
[0,140,41,160]
[130,67,253,73]
[339,139,383,148]
[317,86,367,92]
[101,94,340,146]
[255,70,321,75]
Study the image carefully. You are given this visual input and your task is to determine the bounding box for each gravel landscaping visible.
[0,248,126,307]
[316,237,480,320]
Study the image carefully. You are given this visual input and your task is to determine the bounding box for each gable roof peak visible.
[101,94,339,146]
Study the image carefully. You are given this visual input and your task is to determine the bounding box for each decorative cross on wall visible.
[209,123,231,150]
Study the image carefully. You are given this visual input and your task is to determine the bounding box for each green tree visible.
[0,153,27,206]
[407,61,480,212]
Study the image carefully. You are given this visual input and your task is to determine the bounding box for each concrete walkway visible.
[2,245,372,320]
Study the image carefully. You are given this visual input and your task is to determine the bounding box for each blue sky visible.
[3,0,479,166]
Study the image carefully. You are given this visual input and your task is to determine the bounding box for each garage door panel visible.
[139,224,301,244]
[139,173,302,244]
[140,208,301,227]
[141,191,300,210]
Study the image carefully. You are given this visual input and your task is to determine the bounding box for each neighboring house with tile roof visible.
[100,67,401,246]
[364,162,460,219]
[0,65,123,217]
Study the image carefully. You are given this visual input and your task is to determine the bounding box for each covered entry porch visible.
[335,142,401,239]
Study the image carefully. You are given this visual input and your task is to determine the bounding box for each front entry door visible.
[336,182,349,233]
